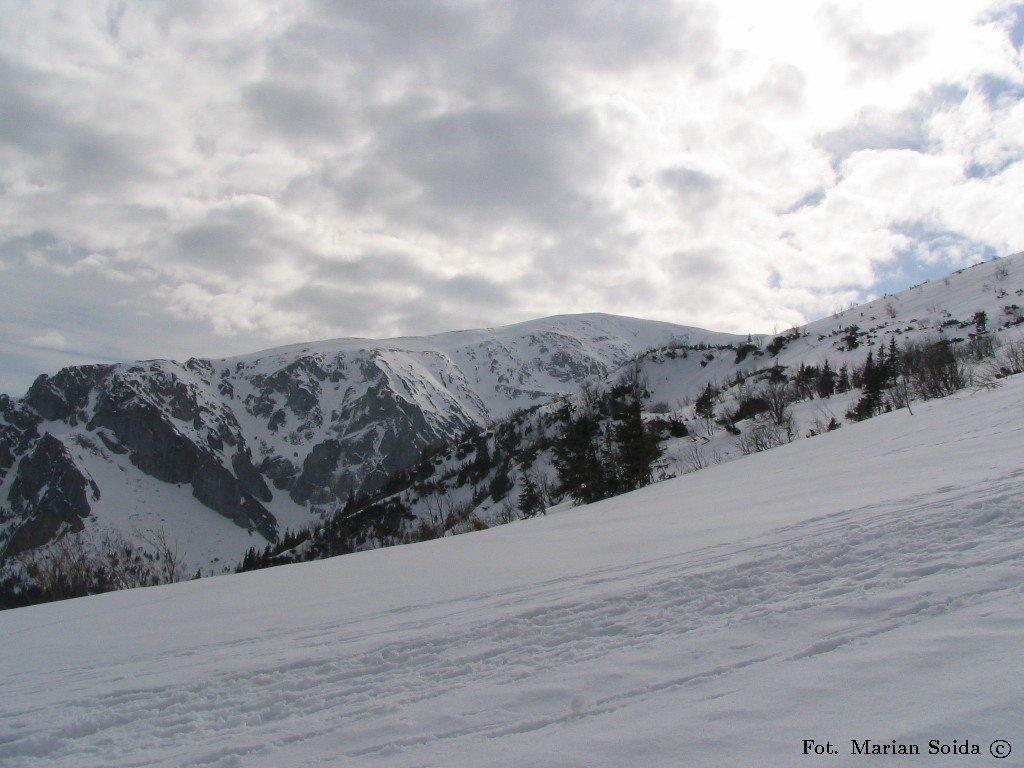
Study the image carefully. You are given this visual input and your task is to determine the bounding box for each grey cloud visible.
[3,0,1019,393]
[62,133,154,194]
[0,58,63,152]
[818,5,929,82]
[659,167,723,212]
[748,62,806,113]
[309,252,432,286]
[262,0,717,237]
[508,0,716,72]
[818,117,926,166]
[310,0,713,75]
[243,81,351,142]
[816,84,967,168]
[438,274,513,309]
[965,157,1019,180]
[667,247,728,281]
[383,102,604,231]
[0,57,153,195]
[170,204,319,275]
[0,231,94,272]
[278,254,515,339]
[0,247,197,394]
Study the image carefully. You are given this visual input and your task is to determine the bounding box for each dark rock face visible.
[85,368,279,541]
[0,395,41,479]
[0,362,282,553]
[90,397,200,485]
[2,434,97,557]
[24,365,113,425]
[291,439,343,505]
[192,457,277,540]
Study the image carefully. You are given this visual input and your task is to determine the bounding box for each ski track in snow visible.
[2,468,1022,767]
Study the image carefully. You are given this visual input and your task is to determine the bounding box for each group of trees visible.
[1,528,188,608]
[845,331,1024,422]
[551,370,664,504]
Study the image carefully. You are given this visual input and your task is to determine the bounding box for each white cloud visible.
[0,0,1021,393]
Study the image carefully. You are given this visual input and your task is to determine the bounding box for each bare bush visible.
[761,380,797,427]
[736,420,787,455]
[902,338,971,400]
[495,497,519,525]
[807,408,842,437]
[15,527,184,603]
[974,337,1024,389]
[1001,336,1024,374]
[17,532,99,602]
[670,440,711,474]
[448,500,487,536]
[135,527,187,585]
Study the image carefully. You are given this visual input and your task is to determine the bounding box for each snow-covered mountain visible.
[2,254,1022,578]
[0,314,738,573]
[2,350,1021,767]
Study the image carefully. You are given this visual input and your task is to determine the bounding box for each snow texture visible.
[1,368,1022,767]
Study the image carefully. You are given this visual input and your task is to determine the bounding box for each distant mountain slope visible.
[2,253,1021,580]
[0,313,737,573]
[298,254,1023,565]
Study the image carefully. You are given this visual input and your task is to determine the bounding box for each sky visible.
[1,0,1022,395]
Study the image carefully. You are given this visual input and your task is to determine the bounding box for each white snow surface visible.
[2,373,1023,767]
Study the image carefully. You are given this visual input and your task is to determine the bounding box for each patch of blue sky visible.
[870,221,999,297]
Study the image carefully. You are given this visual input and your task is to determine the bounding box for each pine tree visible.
[518,473,546,519]
[552,400,607,504]
[817,359,836,398]
[837,364,851,393]
[694,383,716,436]
[612,397,662,491]
[886,337,900,388]
[851,348,887,420]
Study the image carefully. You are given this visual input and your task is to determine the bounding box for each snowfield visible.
[2,374,1023,767]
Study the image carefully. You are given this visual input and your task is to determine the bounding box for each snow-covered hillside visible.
[2,255,1021,580]
[2,369,1022,767]
[0,314,735,574]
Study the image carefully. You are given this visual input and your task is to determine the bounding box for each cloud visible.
[0,0,1022,394]
[659,167,724,213]
[817,4,930,83]
[243,81,353,144]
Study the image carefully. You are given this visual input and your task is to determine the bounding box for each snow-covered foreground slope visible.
[2,374,1023,767]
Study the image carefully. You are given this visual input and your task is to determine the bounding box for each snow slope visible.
[2,369,1022,766]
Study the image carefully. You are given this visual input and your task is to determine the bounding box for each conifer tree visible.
[817,359,837,398]
[837,364,851,393]
[518,473,546,519]
[612,396,662,491]
[552,399,607,504]
[694,383,716,436]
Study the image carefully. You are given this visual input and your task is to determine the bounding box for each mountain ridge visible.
[2,254,1021,582]
[0,312,740,574]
